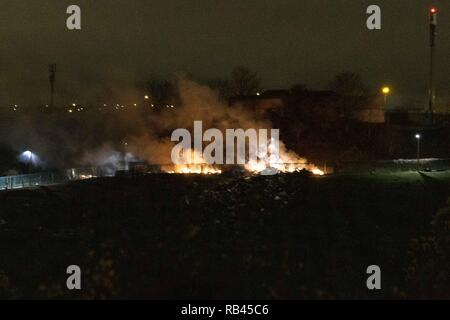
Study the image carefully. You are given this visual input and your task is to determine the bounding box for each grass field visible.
[0,171,449,299]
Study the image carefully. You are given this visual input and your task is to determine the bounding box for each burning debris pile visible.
[243,140,325,176]
[162,162,323,176]
[158,151,324,176]
[129,142,325,176]
[163,163,223,175]
[120,77,326,177]
[160,149,223,175]
[164,133,324,176]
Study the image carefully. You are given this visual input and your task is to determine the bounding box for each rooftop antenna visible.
[428,8,437,124]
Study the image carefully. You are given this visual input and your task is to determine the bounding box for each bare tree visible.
[230,66,261,97]
[145,76,176,106]
[329,72,369,126]
[206,78,232,101]
[330,72,367,97]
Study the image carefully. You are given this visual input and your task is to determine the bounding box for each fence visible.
[336,158,450,174]
[0,167,101,191]
[0,172,60,190]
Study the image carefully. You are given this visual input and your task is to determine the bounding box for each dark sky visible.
[0,0,448,106]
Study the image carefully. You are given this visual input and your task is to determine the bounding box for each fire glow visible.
[166,121,325,176]
[244,138,324,175]
[162,149,222,175]
[161,149,324,176]
[166,164,222,175]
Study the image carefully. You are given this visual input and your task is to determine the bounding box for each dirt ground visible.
[0,171,449,299]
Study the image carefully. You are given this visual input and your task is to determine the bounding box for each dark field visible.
[1,172,449,299]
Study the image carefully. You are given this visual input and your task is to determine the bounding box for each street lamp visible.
[381,86,391,108]
[415,134,421,168]
[19,150,38,173]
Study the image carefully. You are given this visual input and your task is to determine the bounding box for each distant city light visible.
[382,87,390,95]
[144,95,149,100]
[415,134,421,139]
[430,7,437,13]
[72,103,76,107]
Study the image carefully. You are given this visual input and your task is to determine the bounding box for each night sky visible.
[0,0,448,106]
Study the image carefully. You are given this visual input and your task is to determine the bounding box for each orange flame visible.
[161,148,324,176]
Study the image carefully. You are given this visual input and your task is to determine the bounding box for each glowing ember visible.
[162,149,222,174]
[166,164,222,175]
[244,139,325,175]
[160,145,324,176]
[244,161,324,175]
[79,174,96,180]
[311,168,325,176]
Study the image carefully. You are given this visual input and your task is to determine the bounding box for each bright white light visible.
[415,134,421,139]
[19,150,41,167]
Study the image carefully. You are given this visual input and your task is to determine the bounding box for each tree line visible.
[141,67,369,107]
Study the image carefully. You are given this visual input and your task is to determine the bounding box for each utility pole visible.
[49,64,56,107]
[415,134,421,171]
[428,8,437,124]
